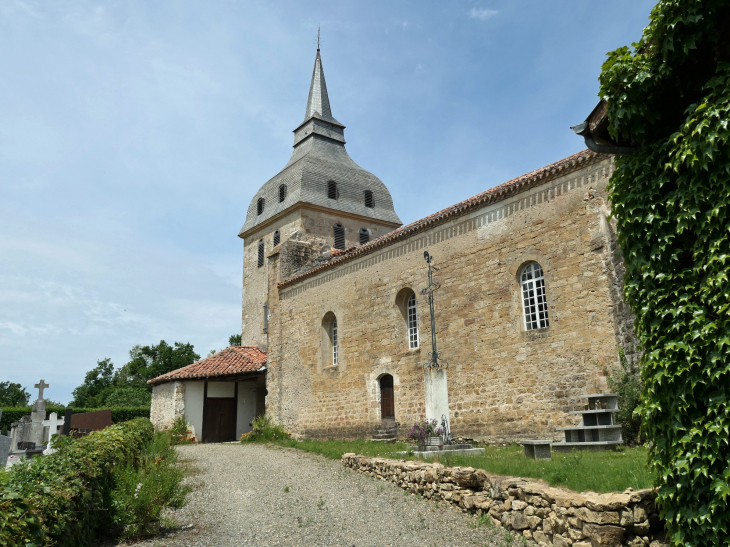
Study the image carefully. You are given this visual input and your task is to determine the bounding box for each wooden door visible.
[203,398,237,443]
[380,375,395,420]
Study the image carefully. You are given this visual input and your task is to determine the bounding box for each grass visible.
[257,437,653,494]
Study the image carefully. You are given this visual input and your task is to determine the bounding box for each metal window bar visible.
[279,184,287,203]
[273,230,280,247]
[257,239,264,268]
[333,224,345,250]
[407,292,419,349]
[521,263,549,330]
[263,303,269,334]
[332,319,338,365]
[358,228,369,245]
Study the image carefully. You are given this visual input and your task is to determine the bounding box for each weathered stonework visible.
[342,454,667,547]
[150,381,185,430]
[262,153,638,442]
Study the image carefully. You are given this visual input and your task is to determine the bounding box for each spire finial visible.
[317,26,321,51]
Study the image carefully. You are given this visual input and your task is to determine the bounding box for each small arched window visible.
[328,181,338,200]
[521,262,549,331]
[407,293,419,349]
[279,184,287,203]
[364,190,374,208]
[257,239,264,268]
[333,223,345,250]
[273,230,280,247]
[331,319,338,365]
[358,228,370,245]
[257,197,265,216]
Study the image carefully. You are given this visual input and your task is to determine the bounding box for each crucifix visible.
[34,379,49,401]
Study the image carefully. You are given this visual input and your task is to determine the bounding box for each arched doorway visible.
[379,374,395,420]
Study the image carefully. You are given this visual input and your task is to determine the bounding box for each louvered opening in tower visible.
[328,181,338,200]
[364,190,374,208]
[257,239,264,267]
[333,224,345,250]
[273,230,280,247]
[279,184,287,203]
[359,228,370,245]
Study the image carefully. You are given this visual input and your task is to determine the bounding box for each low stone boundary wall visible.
[342,454,666,547]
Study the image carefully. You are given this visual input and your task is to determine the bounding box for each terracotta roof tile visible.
[278,149,606,289]
[147,346,267,386]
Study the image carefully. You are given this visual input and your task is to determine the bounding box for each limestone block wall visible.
[265,154,636,442]
[150,381,185,430]
[342,455,667,547]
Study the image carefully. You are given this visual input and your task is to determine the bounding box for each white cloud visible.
[468,8,498,21]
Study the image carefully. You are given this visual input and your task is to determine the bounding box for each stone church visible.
[150,48,636,444]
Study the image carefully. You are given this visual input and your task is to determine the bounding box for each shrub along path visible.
[121,443,521,547]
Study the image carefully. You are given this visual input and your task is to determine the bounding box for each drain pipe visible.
[571,122,635,156]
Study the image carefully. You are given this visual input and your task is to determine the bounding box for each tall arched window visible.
[521,262,549,331]
[279,184,287,203]
[364,190,374,208]
[257,197,265,215]
[328,181,338,200]
[273,230,280,247]
[257,239,264,267]
[331,319,338,365]
[407,293,419,349]
[333,223,345,250]
[358,228,370,245]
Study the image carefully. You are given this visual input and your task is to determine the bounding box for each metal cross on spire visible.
[421,251,448,369]
[34,379,49,401]
[317,26,321,50]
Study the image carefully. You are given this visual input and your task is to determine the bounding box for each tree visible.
[114,341,200,388]
[70,358,114,407]
[0,382,30,407]
[103,387,152,408]
[229,333,242,346]
[598,2,730,545]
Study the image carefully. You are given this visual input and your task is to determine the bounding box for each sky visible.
[0,0,657,405]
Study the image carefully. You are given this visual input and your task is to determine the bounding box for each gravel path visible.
[124,443,519,547]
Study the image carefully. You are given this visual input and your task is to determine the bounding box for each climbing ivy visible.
[598,1,730,545]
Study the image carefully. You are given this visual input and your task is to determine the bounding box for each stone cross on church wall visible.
[34,380,49,401]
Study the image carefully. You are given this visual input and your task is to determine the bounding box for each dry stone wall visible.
[342,454,666,547]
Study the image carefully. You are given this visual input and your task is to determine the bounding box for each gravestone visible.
[70,409,113,432]
[0,410,12,467]
[42,412,64,455]
[9,379,50,453]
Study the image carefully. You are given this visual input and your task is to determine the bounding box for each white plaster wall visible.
[237,381,258,439]
[208,381,235,398]
[184,382,204,442]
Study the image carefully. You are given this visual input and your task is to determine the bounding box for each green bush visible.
[240,415,290,442]
[2,418,153,547]
[0,406,150,435]
[0,489,45,547]
[605,348,644,446]
[111,431,191,538]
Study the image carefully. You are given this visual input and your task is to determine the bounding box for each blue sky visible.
[0,0,656,404]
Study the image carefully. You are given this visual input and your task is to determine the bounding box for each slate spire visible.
[303,48,335,122]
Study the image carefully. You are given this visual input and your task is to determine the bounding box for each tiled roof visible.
[147,346,267,386]
[278,149,606,289]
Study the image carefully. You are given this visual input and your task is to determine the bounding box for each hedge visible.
[1,418,153,547]
[0,406,150,436]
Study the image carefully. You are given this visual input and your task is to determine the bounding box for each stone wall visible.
[342,454,666,547]
[265,153,638,442]
[150,381,184,430]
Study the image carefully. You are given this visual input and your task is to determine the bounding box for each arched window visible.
[273,230,280,247]
[257,197,265,215]
[364,190,374,208]
[333,223,345,250]
[328,181,338,200]
[257,239,264,268]
[331,319,338,365]
[279,184,287,203]
[407,293,419,349]
[358,228,370,245]
[521,262,549,331]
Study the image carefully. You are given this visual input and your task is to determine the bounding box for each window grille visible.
[332,319,338,365]
[257,197,265,215]
[358,228,370,245]
[273,230,280,247]
[257,239,264,267]
[364,190,374,208]
[521,262,549,331]
[407,292,419,349]
[328,181,338,200]
[279,184,287,203]
[333,224,345,250]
